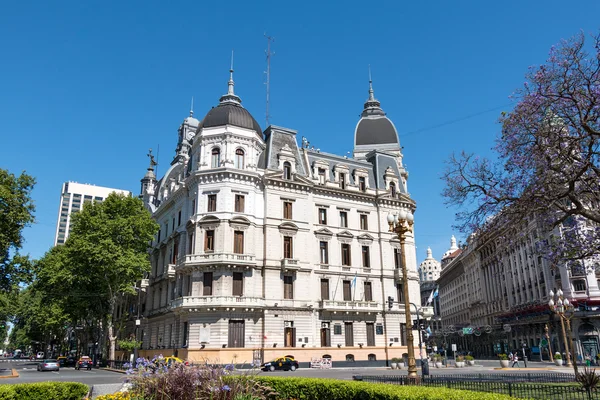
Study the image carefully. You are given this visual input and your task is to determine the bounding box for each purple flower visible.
[224,364,234,371]
[222,385,231,391]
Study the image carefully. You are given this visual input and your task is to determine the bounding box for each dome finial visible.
[190,96,194,117]
[362,66,383,115]
[219,50,242,105]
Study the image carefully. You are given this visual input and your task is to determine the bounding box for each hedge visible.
[255,377,518,400]
[0,382,89,400]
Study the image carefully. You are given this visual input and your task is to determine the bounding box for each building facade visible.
[54,181,130,245]
[437,218,600,359]
[134,69,421,366]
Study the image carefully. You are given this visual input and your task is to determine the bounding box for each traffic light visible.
[387,296,394,310]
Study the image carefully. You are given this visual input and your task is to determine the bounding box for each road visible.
[0,359,576,398]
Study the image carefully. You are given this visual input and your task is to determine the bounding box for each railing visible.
[166,264,176,278]
[182,253,256,267]
[140,278,149,288]
[281,258,300,269]
[354,375,590,399]
[320,300,380,311]
[171,296,265,309]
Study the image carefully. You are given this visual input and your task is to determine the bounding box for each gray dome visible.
[355,116,399,146]
[199,103,263,139]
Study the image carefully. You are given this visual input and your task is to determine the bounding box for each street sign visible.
[451,344,457,351]
[540,338,548,346]
[462,327,473,335]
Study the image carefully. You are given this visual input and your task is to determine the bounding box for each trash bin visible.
[586,359,591,367]
[422,359,430,376]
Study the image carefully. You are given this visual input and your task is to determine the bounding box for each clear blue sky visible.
[1,1,599,265]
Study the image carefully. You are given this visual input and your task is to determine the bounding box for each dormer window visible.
[389,182,397,197]
[211,148,221,168]
[359,176,366,192]
[283,162,292,180]
[235,149,245,169]
[339,173,346,189]
[318,168,326,185]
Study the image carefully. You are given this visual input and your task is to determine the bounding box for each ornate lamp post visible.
[387,209,418,380]
[548,289,578,374]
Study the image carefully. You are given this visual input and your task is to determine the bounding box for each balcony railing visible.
[165,264,176,278]
[140,279,149,288]
[320,300,380,312]
[171,296,265,309]
[181,253,256,268]
[281,258,300,270]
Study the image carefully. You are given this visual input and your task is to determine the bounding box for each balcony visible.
[320,300,380,312]
[140,279,149,289]
[181,253,256,269]
[394,269,403,281]
[170,295,265,309]
[281,258,300,270]
[165,264,176,278]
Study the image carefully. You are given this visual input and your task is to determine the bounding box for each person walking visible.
[511,353,521,368]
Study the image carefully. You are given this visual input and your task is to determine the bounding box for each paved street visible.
[0,359,578,398]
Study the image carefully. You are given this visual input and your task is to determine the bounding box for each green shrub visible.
[390,357,403,363]
[456,355,465,362]
[498,353,508,360]
[465,355,474,361]
[0,382,88,400]
[255,377,515,400]
[554,353,562,360]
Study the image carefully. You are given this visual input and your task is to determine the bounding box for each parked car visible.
[261,356,299,372]
[75,356,93,370]
[37,359,60,372]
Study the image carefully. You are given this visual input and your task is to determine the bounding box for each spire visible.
[219,50,242,105]
[190,96,194,117]
[426,247,433,259]
[362,65,384,116]
[450,235,458,251]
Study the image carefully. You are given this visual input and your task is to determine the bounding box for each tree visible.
[37,193,158,361]
[443,31,600,263]
[0,169,35,290]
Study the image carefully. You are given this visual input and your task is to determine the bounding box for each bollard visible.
[422,359,430,376]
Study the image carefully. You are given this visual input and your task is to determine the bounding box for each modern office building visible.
[54,181,130,245]
[133,68,422,366]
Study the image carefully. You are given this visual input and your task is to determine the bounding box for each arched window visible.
[368,353,376,361]
[389,182,397,197]
[345,354,355,362]
[235,149,245,169]
[211,148,221,168]
[283,162,292,180]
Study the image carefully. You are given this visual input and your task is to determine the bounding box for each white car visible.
[36,352,45,359]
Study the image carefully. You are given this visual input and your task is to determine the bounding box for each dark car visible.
[75,356,93,370]
[57,356,77,367]
[261,356,299,372]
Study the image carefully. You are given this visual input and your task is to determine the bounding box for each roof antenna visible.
[264,33,275,127]
[190,96,194,117]
[368,64,375,101]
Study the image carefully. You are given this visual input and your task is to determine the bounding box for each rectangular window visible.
[396,283,403,303]
[341,244,351,266]
[343,280,352,301]
[283,201,293,219]
[232,272,244,296]
[340,211,348,228]
[394,248,401,269]
[178,210,182,226]
[188,232,194,254]
[359,176,366,192]
[366,323,375,346]
[344,322,354,346]
[400,323,407,346]
[203,272,213,296]
[234,195,245,213]
[362,246,370,268]
[360,214,368,230]
[364,281,373,301]
[283,236,293,259]
[158,229,161,242]
[318,168,326,184]
[319,241,329,264]
[234,231,244,254]
[172,239,179,263]
[207,194,217,212]
[228,320,245,348]
[284,275,294,299]
[191,200,196,215]
[318,208,327,225]
[183,322,189,347]
[339,173,346,189]
[204,230,215,252]
[333,324,342,335]
[320,279,329,300]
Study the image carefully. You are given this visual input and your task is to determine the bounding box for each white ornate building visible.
[132,67,421,366]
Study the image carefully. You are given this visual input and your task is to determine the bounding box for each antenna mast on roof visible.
[264,33,275,127]
[155,144,160,178]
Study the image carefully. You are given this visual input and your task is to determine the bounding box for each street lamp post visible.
[387,209,418,380]
[548,289,578,375]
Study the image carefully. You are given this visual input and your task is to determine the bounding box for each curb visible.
[0,368,19,379]
[101,368,126,374]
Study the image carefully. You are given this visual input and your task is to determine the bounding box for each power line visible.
[399,103,513,138]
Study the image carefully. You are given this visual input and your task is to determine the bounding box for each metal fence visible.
[353,375,598,399]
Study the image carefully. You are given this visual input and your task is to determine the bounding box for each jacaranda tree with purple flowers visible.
[443,30,600,264]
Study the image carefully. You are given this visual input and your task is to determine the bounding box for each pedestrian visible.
[511,353,521,368]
